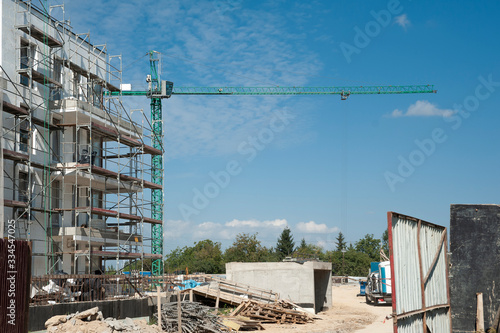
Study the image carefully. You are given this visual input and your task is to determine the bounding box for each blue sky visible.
[61,0,500,253]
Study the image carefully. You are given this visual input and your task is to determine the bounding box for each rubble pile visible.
[155,301,228,332]
[45,307,162,333]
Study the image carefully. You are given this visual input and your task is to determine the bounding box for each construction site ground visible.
[261,284,392,333]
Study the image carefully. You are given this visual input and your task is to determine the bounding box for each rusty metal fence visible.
[30,273,209,305]
[0,239,32,333]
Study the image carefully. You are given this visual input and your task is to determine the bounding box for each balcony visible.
[51,163,161,193]
[50,99,143,139]
[50,226,142,247]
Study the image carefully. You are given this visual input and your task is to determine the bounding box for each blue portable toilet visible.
[359,280,367,296]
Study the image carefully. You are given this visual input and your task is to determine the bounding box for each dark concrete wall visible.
[29,297,152,332]
[314,269,331,313]
[450,204,500,333]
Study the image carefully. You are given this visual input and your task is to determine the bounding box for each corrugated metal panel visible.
[0,238,32,333]
[388,212,451,333]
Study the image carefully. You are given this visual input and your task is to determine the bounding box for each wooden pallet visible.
[230,300,314,324]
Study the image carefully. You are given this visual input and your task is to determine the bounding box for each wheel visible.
[365,294,371,304]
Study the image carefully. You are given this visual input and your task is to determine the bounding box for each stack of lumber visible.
[155,301,228,333]
[222,316,264,331]
[230,300,314,324]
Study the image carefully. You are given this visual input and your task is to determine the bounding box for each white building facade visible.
[1,0,162,275]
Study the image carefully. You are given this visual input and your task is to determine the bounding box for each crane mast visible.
[148,51,164,276]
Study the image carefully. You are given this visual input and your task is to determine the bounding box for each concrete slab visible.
[226,261,332,314]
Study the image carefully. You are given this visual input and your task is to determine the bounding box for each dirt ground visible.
[261,284,393,333]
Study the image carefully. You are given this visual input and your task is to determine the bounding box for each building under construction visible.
[0,0,164,275]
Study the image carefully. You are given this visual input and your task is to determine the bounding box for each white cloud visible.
[395,14,411,30]
[198,221,221,229]
[225,219,287,229]
[164,218,289,249]
[296,221,339,234]
[390,100,455,118]
[164,219,192,239]
[193,221,223,239]
[66,0,320,160]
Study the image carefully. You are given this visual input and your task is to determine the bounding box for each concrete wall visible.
[450,204,500,333]
[226,261,332,313]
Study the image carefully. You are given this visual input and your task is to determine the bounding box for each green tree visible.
[330,248,371,276]
[276,227,295,260]
[258,247,279,262]
[335,232,347,252]
[190,239,224,273]
[355,234,381,262]
[123,258,152,273]
[164,240,224,274]
[224,233,275,263]
[299,238,307,249]
[381,229,390,257]
[294,241,325,260]
[105,265,117,275]
[164,246,189,273]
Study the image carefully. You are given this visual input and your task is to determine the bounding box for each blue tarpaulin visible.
[178,279,201,290]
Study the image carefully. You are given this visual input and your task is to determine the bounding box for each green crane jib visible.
[119,84,436,99]
[113,51,436,276]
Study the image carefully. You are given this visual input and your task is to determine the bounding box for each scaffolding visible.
[1,0,162,275]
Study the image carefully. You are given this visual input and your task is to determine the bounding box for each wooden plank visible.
[4,199,28,208]
[192,286,243,306]
[2,149,29,162]
[18,24,63,47]
[215,288,221,309]
[477,293,485,333]
[157,286,162,330]
[177,290,182,333]
[230,302,246,316]
[19,68,62,88]
[211,276,279,297]
[222,319,241,331]
[144,145,162,155]
[2,101,29,116]
[142,217,163,225]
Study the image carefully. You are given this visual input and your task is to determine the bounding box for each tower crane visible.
[110,50,437,276]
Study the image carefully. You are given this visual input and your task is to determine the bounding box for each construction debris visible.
[230,300,314,324]
[222,316,265,331]
[155,301,228,332]
[44,306,162,333]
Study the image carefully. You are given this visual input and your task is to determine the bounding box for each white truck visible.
[365,261,392,305]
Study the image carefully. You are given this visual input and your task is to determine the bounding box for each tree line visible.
[123,228,389,277]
